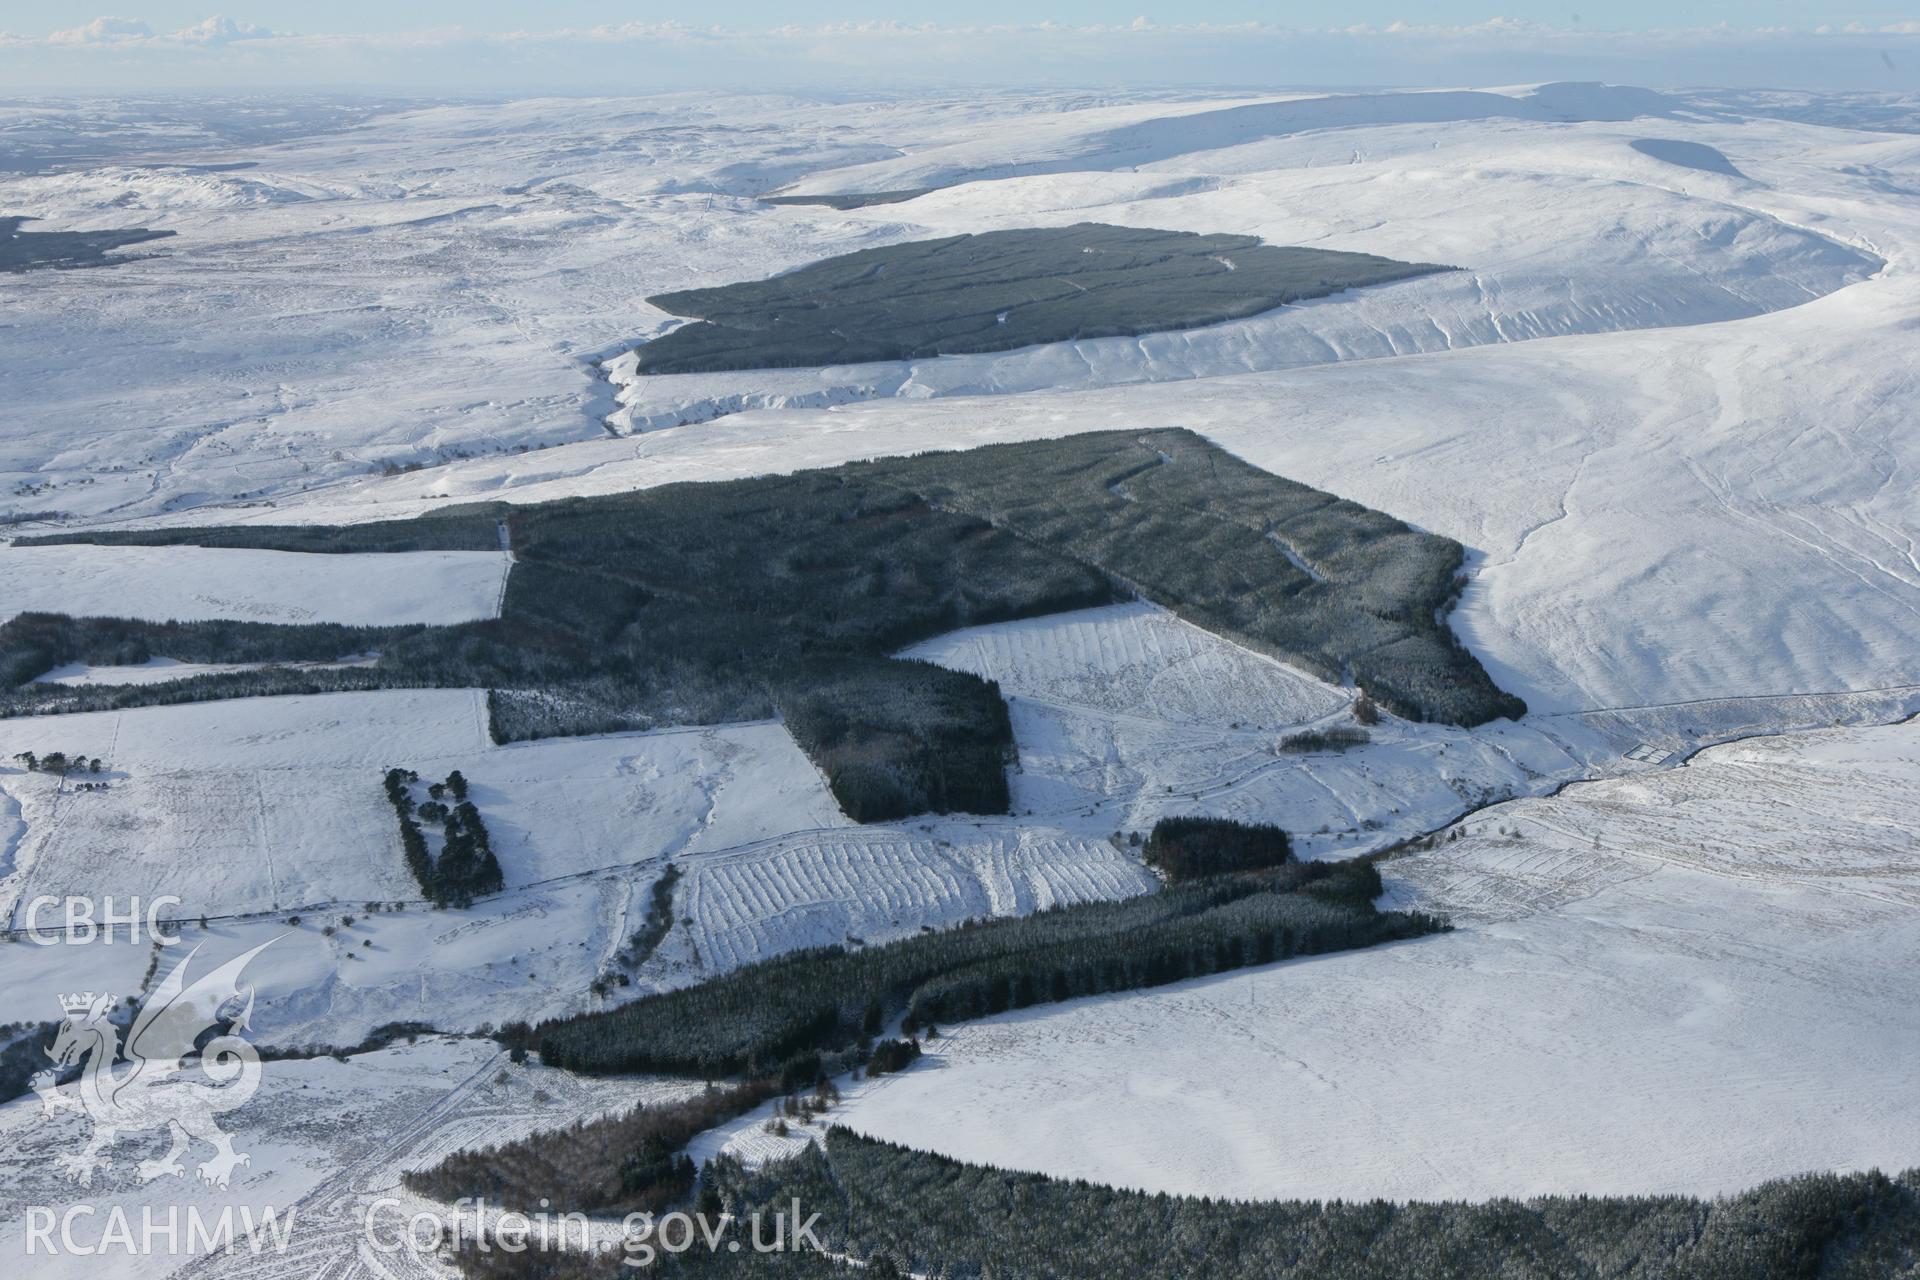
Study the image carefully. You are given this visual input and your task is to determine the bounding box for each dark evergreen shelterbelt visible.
[4,429,1523,821]
[533,859,1438,1078]
[631,223,1449,374]
[756,189,932,209]
[403,1077,779,1219]
[438,1122,1920,1278]
[1144,814,1293,882]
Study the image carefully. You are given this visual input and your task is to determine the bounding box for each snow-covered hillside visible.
[828,718,1920,1201]
[0,693,851,921]
[603,130,1877,431]
[900,602,1347,727]
[0,84,1882,526]
[0,691,848,1042]
[0,544,507,625]
[2,84,1919,1272]
[768,84,1681,193]
[7,85,1910,731]
[653,825,1157,980]
[903,601,1920,858]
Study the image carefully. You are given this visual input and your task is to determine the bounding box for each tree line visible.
[10,750,103,775]
[535,857,1440,1079]
[691,1129,1920,1280]
[404,1077,778,1218]
[439,1131,1920,1279]
[1142,815,1293,882]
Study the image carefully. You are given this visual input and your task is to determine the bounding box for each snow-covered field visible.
[2,653,1907,1056]
[829,718,1920,1201]
[900,602,1346,729]
[3,81,1920,1276]
[901,602,1485,854]
[0,687,1147,1046]
[0,693,852,921]
[0,691,853,1043]
[0,544,507,625]
[652,823,1157,980]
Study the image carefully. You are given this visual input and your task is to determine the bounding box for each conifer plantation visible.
[1143,815,1294,882]
[688,1132,1920,1280]
[8,430,1522,822]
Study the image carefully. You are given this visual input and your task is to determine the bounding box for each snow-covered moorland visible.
[0,544,508,626]
[827,718,1920,1201]
[1,80,1919,1277]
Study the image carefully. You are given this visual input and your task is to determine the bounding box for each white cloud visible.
[48,16,153,45]
[168,15,274,46]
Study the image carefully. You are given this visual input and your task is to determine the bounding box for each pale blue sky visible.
[1,5,1913,93]
[0,3,1906,35]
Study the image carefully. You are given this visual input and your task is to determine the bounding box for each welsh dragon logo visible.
[33,938,276,1188]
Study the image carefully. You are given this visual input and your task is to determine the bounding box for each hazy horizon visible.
[1,7,1916,94]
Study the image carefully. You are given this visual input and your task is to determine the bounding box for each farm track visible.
[176,1046,510,1280]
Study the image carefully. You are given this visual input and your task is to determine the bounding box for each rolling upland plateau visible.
[2,79,1917,1280]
